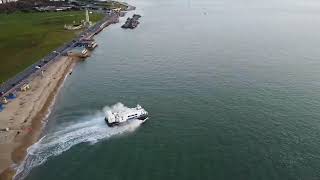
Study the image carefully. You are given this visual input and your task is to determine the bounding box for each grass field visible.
[0,11,103,82]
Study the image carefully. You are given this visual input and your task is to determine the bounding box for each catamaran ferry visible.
[105,105,148,127]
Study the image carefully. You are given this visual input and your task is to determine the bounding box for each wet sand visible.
[0,56,79,180]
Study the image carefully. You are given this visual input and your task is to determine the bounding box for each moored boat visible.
[121,14,142,29]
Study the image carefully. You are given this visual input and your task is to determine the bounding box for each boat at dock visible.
[121,14,142,29]
[105,104,148,127]
[78,38,98,50]
[67,46,89,58]
[86,41,98,50]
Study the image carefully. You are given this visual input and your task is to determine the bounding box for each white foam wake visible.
[15,103,144,179]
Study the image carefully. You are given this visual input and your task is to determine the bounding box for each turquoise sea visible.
[17,0,320,179]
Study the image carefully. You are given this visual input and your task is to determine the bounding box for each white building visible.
[0,0,18,4]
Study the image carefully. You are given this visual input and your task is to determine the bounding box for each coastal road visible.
[0,13,119,98]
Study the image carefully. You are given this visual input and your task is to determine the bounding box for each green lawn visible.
[0,11,103,82]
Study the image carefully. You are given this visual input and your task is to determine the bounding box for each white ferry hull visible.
[105,105,148,127]
[105,115,149,127]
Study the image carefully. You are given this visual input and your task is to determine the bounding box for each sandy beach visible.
[0,56,78,179]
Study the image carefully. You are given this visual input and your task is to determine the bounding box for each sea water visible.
[18,0,320,179]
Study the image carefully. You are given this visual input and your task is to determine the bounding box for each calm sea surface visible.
[20,0,320,179]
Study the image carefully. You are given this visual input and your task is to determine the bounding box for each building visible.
[0,0,18,4]
[67,46,89,58]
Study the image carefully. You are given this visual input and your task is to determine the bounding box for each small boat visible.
[105,105,148,127]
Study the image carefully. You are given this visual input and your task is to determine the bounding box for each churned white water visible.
[15,103,144,179]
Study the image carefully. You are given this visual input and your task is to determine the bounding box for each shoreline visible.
[0,6,128,179]
[0,56,78,180]
[13,57,76,163]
